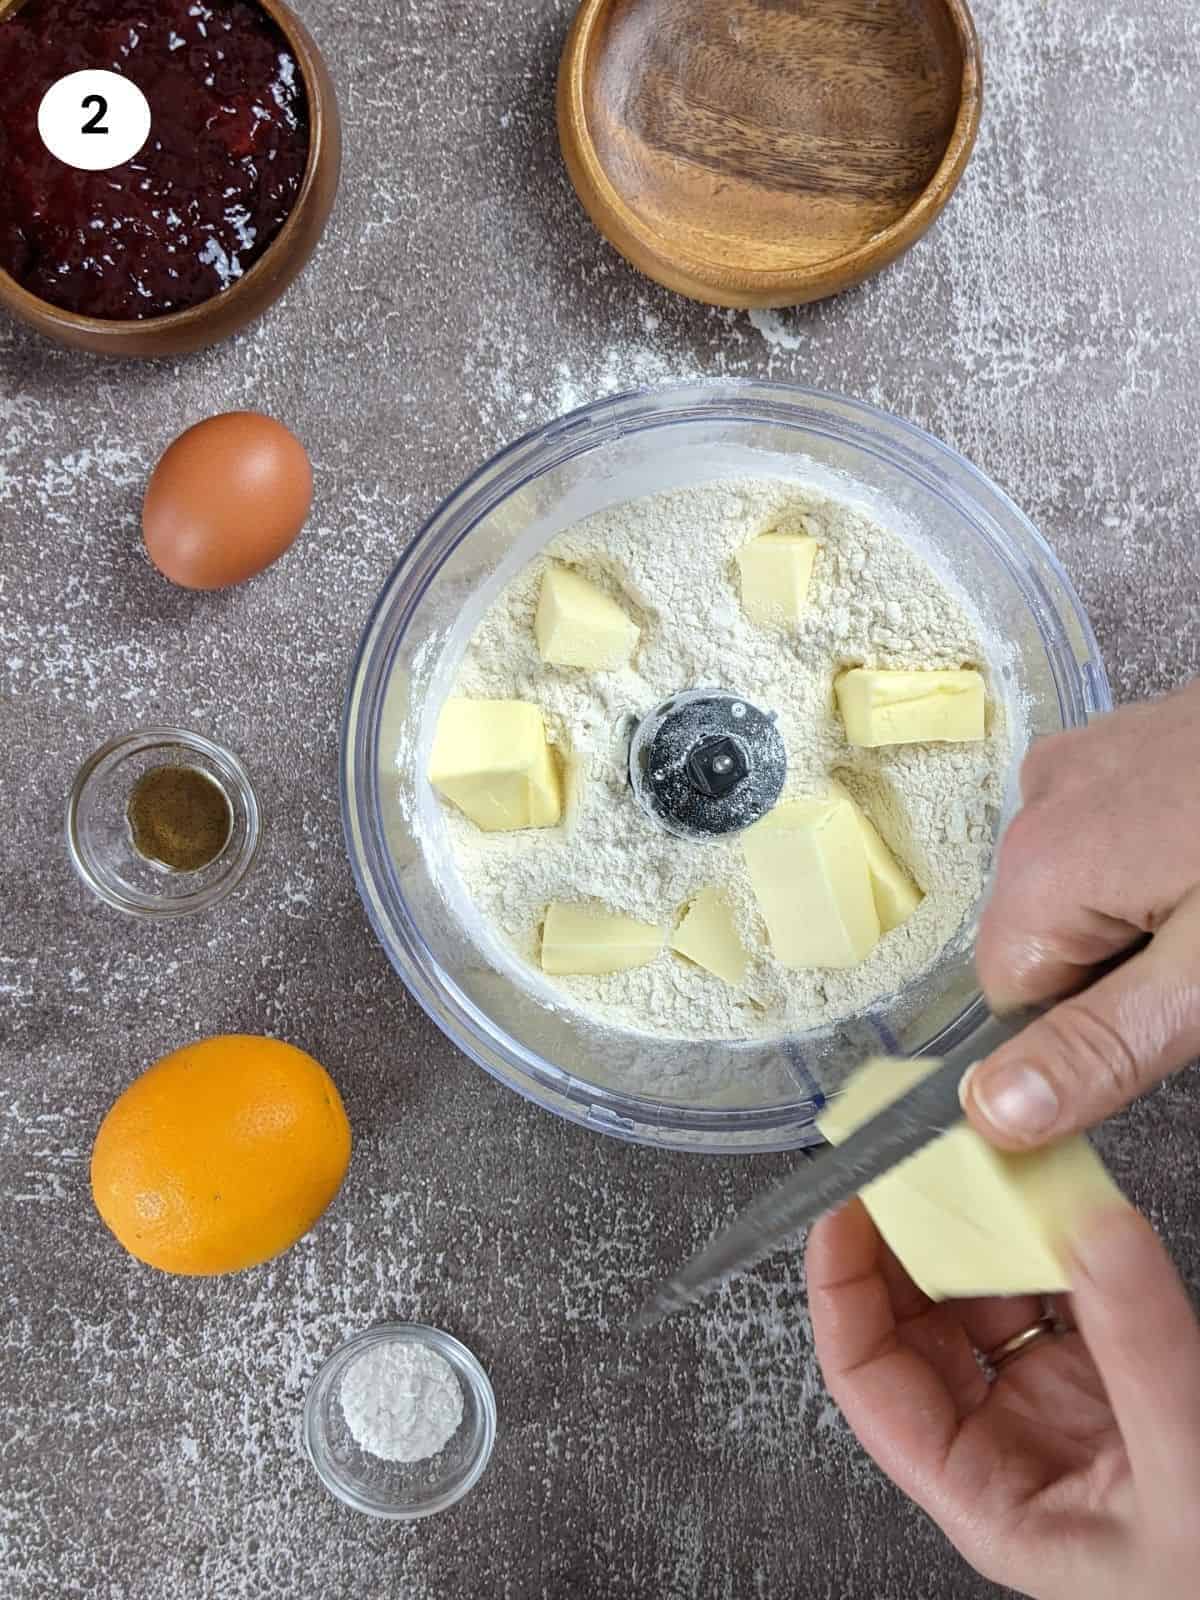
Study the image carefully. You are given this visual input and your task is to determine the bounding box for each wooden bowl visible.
[0,0,341,357]
[558,0,981,309]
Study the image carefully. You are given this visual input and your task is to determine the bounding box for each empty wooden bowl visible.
[0,0,340,358]
[558,0,981,308]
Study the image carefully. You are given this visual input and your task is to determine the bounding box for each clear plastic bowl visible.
[341,383,1110,1153]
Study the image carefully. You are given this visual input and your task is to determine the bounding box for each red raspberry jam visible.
[0,0,310,320]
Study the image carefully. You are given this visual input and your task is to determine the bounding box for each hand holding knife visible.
[635,1004,1040,1330]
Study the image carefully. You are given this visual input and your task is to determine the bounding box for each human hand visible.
[806,1200,1200,1600]
[962,681,1200,1149]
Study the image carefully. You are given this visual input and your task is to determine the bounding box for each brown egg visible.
[142,412,313,590]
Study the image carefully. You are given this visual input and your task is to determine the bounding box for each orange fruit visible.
[91,1034,351,1275]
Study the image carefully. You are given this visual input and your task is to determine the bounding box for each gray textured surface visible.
[3,1,1200,1596]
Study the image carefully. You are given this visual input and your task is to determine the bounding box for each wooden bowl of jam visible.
[0,0,341,356]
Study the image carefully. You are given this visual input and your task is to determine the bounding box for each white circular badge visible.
[37,70,151,172]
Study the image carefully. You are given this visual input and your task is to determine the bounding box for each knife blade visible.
[635,1005,1038,1330]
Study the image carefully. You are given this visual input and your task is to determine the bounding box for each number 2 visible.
[81,94,109,135]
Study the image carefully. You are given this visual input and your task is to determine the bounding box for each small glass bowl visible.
[66,727,261,918]
[304,1323,496,1519]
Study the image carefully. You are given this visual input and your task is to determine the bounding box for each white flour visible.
[340,1341,464,1464]
[444,477,1008,1041]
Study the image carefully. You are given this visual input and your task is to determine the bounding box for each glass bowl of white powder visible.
[342,382,1111,1153]
[304,1323,496,1519]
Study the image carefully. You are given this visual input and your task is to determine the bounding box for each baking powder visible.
[340,1341,464,1463]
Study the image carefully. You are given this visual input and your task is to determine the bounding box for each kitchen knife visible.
[636,1005,1037,1330]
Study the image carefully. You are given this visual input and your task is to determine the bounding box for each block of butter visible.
[817,1057,1129,1298]
[535,564,639,670]
[743,794,879,969]
[670,888,750,986]
[833,786,923,933]
[735,533,819,626]
[541,902,663,976]
[429,698,561,832]
[835,667,986,747]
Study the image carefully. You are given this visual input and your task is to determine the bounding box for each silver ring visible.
[985,1314,1061,1374]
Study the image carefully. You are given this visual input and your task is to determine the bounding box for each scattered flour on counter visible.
[747,309,807,352]
[551,344,706,416]
[442,477,1009,1042]
[472,314,750,436]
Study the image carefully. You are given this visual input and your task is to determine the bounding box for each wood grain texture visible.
[0,0,342,357]
[559,0,981,306]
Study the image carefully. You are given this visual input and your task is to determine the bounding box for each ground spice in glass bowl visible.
[67,728,261,918]
[126,765,233,873]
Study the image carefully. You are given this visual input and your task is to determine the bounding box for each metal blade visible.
[636,1008,1035,1330]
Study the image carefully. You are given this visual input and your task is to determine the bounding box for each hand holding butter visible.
[816,1057,1126,1298]
[808,1196,1200,1600]
[808,682,1200,1600]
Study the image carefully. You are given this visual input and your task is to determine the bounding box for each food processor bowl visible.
[341,383,1110,1154]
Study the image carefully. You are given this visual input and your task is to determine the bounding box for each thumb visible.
[1069,1207,1200,1495]
[964,887,1200,1148]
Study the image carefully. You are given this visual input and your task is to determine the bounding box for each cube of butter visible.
[840,794,923,933]
[817,1057,1130,1299]
[835,668,986,747]
[735,533,819,626]
[743,795,880,969]
[670,889,750,986]
[541,902,663,976]
[429,699,562,832]
[535,564,639,670]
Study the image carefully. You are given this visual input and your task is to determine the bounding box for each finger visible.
[893,1313,988,1420]
[1046,1293,1077,1335]
[965,886,1200,1148]
[807,1201,908,1373]
[977,811,1144,1013]
[976,915,1143,1015]
[1069,1207,1200,1494]
[807,1202,962,1500]
[876,1233,933,1323]
[956,1295,1045,1358]
[870,1238,989,1417]
[870,1240,1042,1362]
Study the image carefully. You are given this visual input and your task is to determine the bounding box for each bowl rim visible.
[557,0,983,304]
[340,380,1112,1152]
[303,1321,497,1520]
[0,0,333,338]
